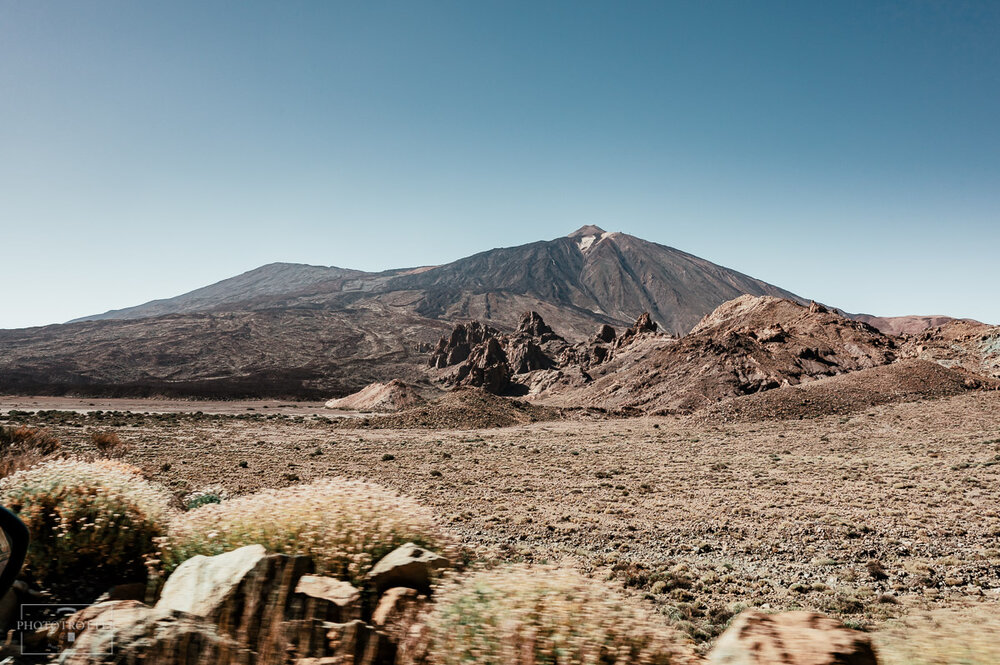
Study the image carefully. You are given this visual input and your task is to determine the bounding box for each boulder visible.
[708,610,878,665]
[156,544,322,660]
[293,575,361,623]
[56,601,241,665]
[365,543,450,594]
[507,339,552,374]
[594,324,617,344]
[156,544,270,617]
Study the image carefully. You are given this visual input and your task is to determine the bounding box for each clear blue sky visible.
[1,1,998,328]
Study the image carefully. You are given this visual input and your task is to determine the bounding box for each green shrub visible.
[426,565,693,665]
[0,425,60,478]
[0,458,172,601]
[159,477,452,585]
[182,486,228,511]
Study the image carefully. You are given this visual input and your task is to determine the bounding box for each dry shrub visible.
[90,430,129,458]
[875,608,1000,665]
[0,425,60,478]
[0,458,173,602]
[426,565,695,665]
[159,477,452,585]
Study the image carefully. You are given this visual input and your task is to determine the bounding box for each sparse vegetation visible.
[0,458,172,601]
[89,429,129,458]
[159,477,452,585]
[0,424,60,478]
[426,564,693,665]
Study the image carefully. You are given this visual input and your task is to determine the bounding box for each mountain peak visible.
[567,225,607,238]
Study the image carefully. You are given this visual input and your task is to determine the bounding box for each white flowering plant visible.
[426,564,695,665]
[159,477,452,585]
[0,458,173,601]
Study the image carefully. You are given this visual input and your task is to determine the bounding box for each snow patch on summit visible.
[576,231,610,253]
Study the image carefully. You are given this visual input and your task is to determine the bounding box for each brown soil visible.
[4,389,999,649]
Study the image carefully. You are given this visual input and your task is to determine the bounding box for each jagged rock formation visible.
[548,296,901,414]
[429,310,654,394]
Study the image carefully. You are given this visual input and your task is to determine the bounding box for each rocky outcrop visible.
[453,337,511,393]
[56,601,242,665]
[708,610,878,665]
[56,544,458,665]
[429,321,500,369]
[430,311,641,394]
[556,296,901,414]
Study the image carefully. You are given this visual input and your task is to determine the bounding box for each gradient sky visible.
[1,1,998,329]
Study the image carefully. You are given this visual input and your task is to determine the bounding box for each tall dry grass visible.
[425,564,695,665]
[0,425,60,478]
[159,477,452,585]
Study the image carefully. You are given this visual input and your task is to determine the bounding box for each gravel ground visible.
[3,391,999,649]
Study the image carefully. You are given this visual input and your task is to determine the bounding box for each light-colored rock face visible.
[156,544,267,617]
[325,380,425,412]
[708,610,878,665]
[365,543,450,594]
[295,575,361,611]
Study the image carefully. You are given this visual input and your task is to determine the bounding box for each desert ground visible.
[3,390,998,651]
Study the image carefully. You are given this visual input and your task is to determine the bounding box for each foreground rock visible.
[365,543,451,594]
[57,601,240,665]
[59,545,379,664]
[708,610,878,665]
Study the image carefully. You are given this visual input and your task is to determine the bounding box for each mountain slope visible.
[2,228,815,397]
[72,227,804,337]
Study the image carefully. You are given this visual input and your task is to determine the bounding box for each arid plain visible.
[4,387,998,653]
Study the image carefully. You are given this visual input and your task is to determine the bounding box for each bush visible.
[0,459,172,602]
[182,486,228,511]
[159,478,452,585]
[425,565,693,665]
[90,430,129,458]
[875,609,1000,665]
[0,425,60,478]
